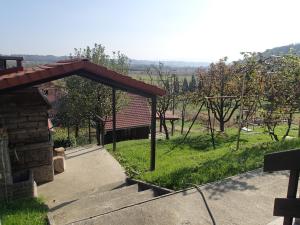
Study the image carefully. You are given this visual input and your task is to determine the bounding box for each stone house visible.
[0,56,164,200]
[0,87,54,184]
[103,93,151,143]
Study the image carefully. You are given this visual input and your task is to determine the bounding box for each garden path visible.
[38,145,126,209]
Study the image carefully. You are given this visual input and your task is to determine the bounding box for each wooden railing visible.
[264,149,300,225]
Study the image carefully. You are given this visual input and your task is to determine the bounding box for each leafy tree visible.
[259,53,300,141]
[189,75,197,92]
[55,43,129,138]
[173,76,180,94]
[198,57,240,132]
[182,78,189,93]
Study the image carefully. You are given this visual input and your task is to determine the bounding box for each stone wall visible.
[0,88,54,184]
[0,170,37,200]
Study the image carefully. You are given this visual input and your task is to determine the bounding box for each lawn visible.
[0,198,48,225]
[107,124,300,190]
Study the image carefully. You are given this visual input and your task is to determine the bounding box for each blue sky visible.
[1,0,300,62]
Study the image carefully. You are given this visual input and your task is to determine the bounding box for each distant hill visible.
[0,54,208,69]
[262,43,300,56]
[8,54,68,67]
[130,59,209,68]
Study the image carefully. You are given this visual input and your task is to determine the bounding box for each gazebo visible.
[0,56,165,172]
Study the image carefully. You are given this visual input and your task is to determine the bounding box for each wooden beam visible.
[264,149,300,172]
[112,88,116,151]
[274,198,300,218]
[150,96,157,171]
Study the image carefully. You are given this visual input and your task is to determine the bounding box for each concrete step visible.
[70,171,290,225]
[65,145,103,159]
[50,185,155,225]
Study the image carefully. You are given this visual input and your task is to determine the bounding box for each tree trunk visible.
[159,116,163,132]
[219,120,225,133]
[282,113,293,141]
[162,116,169,140]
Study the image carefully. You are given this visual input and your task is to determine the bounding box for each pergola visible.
[0,57,165,171]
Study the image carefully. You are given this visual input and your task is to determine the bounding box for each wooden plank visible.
[150,96,156,171]
[274,198,300,217]
[263,149,300,172]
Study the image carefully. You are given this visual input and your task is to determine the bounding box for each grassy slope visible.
[107,125,300,190]
[0,198,48,225]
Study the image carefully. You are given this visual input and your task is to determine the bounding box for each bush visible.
[52,128,75,148]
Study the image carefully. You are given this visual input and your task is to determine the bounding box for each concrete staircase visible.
[48,170,292,225]
[48,181,167,225]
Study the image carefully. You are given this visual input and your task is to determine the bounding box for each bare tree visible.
[198,58,240,132]
[147,63,173,139]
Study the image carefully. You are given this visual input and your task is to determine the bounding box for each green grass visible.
[0,198,48,225]
[107,124,300,190]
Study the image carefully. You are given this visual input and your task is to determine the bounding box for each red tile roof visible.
[0,59,165,97]
[105,93,150,131]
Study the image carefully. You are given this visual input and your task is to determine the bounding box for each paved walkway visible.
[38,145,296,225]
[38,145,126,209]
[82,170,292,225]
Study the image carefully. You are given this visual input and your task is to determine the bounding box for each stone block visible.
[31,164,54,184]
[53,156,65,173]
[54,147,65,157]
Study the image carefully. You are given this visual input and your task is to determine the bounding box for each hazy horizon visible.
[1,0,300,62]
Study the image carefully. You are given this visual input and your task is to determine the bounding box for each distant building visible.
[104,93,151,143]
[38,81,66,118]
[38,82,151,143]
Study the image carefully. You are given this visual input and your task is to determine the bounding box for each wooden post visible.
[88,119,91,144]
[96,121,101,146]
[150,96,157,171]
[112,88,116,151]
[67,123,70,140]
[283,170,299,225]
[101,122,105,146]
[171,120,174,136]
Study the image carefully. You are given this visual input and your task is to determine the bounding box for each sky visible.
[1,0,300,62]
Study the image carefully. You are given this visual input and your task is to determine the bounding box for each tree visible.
[147,63,173,140]
[182,78,189,93]
[198,57,240,132]
[189,75,197,92]
[55,43,130,139]
[259,53,300,141]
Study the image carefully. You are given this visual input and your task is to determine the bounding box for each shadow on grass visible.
[0,197,48,225]
[169,133,248,152]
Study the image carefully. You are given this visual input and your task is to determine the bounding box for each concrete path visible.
[75,170,293,225]
[38,145,126,209]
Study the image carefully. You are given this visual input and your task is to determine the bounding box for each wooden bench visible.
[264,149,300,225]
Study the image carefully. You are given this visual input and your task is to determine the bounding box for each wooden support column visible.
[283,170,299,225]
[150,96,157,171]
[112,88,116,151]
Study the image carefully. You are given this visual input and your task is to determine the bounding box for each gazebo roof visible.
[0,58,165,97]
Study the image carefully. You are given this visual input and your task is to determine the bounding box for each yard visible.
[107,123,300,190]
